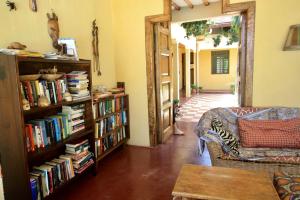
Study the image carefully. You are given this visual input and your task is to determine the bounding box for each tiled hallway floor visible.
[176,93,238,123]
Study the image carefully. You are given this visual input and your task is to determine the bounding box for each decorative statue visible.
[92,20,101,76]
[47,11,61,51]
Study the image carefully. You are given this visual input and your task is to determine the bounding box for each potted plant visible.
[173,99,180,124]
[197,86,203,93]
[191,84,198,94]
[230,84,235,94]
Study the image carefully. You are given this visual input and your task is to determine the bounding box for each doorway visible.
[145,0,255,146]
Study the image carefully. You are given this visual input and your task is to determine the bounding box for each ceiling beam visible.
[172,1,181,11]
[203,0,210,6]
[184,0,194,9]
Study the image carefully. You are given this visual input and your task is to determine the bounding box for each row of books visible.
[30,154,75,199]
[95,111,127,138]
[93,96,126,119]
[20,79,67,107]
[66,71,90,101]
[30,140,94,199]
[65,140,94,174]
[25,104,86,152]
[95,126,126,158]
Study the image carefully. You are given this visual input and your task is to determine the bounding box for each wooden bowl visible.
[41,73,64,81]
[19,74,41,81]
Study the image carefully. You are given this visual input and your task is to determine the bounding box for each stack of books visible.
[66,71,90,101]
[20,79,67,107]
[62,104,86,134]
[25,113,73,152]
[65,140,94,174]
[30,155,75,199]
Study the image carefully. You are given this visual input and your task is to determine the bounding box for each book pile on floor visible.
[66,71,90,101]
[25,113,73,152]
[62,104,86,134]
[65,140,94,174]
[30,155,75,199]
[20,79,67,107]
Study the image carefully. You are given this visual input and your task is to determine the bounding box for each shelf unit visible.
[0,54,95,200]
[93,94,130,165]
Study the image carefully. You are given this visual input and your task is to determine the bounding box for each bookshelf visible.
[0,54,96,200]
[93,94,130,165]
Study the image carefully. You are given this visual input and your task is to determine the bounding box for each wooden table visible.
[172,164,280,200]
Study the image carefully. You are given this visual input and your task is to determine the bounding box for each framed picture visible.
[58,38,79,60]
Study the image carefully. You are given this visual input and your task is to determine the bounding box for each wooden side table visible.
[172,164,280,200]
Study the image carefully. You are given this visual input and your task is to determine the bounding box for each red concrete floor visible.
[56,122,211,200]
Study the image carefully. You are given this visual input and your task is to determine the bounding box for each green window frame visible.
[211,50,230,74]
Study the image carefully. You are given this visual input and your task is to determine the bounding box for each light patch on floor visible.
[176,93,238,122]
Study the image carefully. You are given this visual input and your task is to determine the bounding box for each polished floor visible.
[57,122,211,200]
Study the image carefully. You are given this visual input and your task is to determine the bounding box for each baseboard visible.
[200,90,232,94]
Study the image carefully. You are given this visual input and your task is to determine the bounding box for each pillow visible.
[211,118,239,156]
[238,118,300,148]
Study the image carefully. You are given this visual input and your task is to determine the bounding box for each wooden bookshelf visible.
[93,94,130,165]
[0,54,96,200]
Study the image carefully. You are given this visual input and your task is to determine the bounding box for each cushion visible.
[238,118,300,148]
[274,171,300,200]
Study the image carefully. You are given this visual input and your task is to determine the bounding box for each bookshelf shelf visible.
[94,108,128,122]
[96,139,128,162]
[28,129,93,164]
[23,97,92,116]
[0,54,96,200]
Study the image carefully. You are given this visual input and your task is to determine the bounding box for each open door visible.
[238,13,247,106]
[154,23,173,144]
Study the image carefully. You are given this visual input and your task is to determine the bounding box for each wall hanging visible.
[283,24,300,51]
[29,0,37,12]
[47,11,61,52]
[92,19,101,76]
[6,1,16,11]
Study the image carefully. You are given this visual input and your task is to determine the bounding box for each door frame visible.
[145,0,255,146]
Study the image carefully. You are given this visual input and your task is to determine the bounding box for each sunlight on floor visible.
[176,93,238,122]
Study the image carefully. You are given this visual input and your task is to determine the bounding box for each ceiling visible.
[172,0,220,8]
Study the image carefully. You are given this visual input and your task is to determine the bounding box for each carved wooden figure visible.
[47,11,61,51]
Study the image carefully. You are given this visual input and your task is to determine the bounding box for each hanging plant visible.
[181,16,241,47]
[181,20,210,39]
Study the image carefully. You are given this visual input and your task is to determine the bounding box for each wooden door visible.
[154,23,173,143]
[238,13,247,106]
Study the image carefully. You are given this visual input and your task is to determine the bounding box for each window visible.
[211,50,229,74]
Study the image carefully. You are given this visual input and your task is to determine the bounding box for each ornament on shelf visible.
[63,92,73,102]
[7,42,27,50]
[38,96,50,107]
[22,99,30,111]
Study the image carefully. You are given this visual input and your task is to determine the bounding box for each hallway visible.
[177,93,238,122]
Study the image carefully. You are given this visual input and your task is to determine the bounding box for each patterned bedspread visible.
[195,107,300,164]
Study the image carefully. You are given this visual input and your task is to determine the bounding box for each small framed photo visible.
[58,38,79,60]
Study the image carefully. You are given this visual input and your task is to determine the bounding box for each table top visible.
[172,165,280,200]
